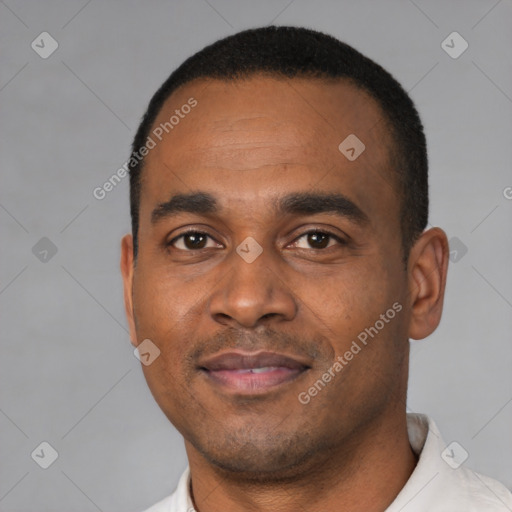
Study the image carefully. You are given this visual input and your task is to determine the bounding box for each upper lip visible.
[199,351,311,371]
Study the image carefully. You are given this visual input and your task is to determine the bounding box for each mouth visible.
[199,351,311,394]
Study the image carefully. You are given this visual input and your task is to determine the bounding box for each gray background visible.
[1,0,511,511]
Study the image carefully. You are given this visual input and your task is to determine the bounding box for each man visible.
[120,26,512,511]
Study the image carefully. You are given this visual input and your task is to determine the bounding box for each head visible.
[121,26,448,479]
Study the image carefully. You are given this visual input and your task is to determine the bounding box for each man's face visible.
[123,76,413,477]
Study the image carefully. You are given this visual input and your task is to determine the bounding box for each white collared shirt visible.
[142,414,512,511]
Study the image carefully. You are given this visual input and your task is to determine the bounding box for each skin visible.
[121,75,449,512]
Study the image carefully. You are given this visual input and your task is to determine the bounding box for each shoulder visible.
[391,414,512,511]
[451,465,512,510]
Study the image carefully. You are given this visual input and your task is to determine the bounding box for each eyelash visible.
[166,229,347,251]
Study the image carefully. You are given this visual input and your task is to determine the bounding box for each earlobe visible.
[407,228,449,340]
[120,234,138,347]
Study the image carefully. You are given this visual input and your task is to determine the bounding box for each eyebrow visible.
[151,191,369,226]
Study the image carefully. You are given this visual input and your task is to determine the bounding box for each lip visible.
[199,351,311,394]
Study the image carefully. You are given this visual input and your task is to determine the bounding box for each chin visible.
[191,428,325,482]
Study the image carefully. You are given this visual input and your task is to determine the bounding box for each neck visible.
[185,409,418,512]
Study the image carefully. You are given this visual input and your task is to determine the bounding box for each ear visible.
[407,227,449,340]
[120,234,138,347]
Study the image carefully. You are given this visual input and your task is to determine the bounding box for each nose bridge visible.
[208,243,297,328]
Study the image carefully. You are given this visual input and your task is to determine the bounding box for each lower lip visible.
[203,367,306,393]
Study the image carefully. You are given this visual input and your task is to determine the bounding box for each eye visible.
[291,230,346,250]
[168,231,221,251]
[167,229,346,252]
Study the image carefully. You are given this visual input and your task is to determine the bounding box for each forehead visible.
[139,75,398,227]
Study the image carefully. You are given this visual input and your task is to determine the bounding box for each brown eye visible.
[169,231,218,251]
[293,231,345,250]
[307,232,330,249]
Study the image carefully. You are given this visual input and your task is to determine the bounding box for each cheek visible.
[131,270,193,378]
[133,266,187,329]
[133,272,193,415]
[314,261,403,352]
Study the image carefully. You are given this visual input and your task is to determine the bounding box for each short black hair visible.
[129,25,428,262]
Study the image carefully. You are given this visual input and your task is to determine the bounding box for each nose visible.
[208,249,297,329]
